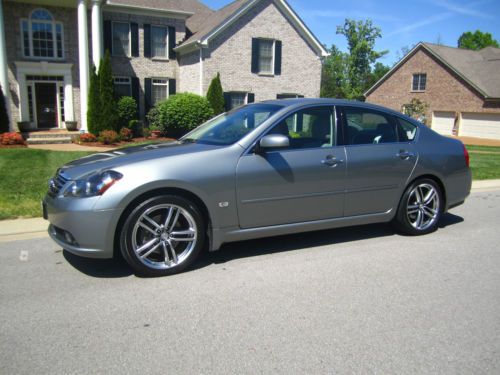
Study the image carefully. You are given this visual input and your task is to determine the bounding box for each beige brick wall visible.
[366,48,500,120]
[178,50,200,94]
[183,0,322,101]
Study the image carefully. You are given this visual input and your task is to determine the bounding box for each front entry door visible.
[35,82,57,128]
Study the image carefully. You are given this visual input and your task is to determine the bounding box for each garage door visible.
[460,113,500,140]
[432,111,455,135]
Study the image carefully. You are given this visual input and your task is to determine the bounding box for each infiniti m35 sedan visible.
[44,99,471,276]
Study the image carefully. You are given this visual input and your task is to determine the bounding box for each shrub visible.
[119,127,133,141]
[158,93,214,137]
[128,119,142,137]
[98,130,120,144]
[0,85,9,134]
[98,50,119,132]
[206,72,225,115]
[0,132,25,145]
[117,96,138,129]
[146,104,162,129]
[75,133,97,143]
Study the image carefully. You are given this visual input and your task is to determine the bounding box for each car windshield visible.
[181,104,283,145]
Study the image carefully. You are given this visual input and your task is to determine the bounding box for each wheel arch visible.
[113,187,213,258]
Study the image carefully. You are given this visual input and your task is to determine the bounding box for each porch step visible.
[27,136,73,145]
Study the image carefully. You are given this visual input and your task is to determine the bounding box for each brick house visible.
[365,42,500,140]
[0,0,327,132]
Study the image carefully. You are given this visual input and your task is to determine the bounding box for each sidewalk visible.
[2,180,499,243]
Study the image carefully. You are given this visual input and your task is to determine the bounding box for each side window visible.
[396,118,418,141]
[268,107,335,149]
[345,107,398,145]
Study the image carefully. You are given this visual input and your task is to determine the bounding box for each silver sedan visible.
[43,99,471,276]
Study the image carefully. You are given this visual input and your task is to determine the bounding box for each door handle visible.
[397,150,415,160]
[321,155,344,167]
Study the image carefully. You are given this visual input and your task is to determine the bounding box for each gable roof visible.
[176,0,328,57]
[365,42,500,99]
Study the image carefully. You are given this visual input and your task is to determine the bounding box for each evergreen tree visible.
[206,72,225,115]
[87,65,101,135]
[0,85,9,133]
[98,50,118,131]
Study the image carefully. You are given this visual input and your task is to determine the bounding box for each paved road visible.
[1,190,499,374]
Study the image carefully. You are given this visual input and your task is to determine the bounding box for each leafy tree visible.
[98,50,118,132]
[336,19,388,100]
[0,84,9,133]
[87,65,101,135]
[458,30,499,50]
[206,72,225,115]
[367,62,391,89]
[321,19,387,100]
[402,98,429,124]
[117,96,138,129]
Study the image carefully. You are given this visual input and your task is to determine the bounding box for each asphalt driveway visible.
[1,190,499,374]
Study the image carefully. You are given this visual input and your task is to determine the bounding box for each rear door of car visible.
[339,106,418,217]
[235,105,346,229]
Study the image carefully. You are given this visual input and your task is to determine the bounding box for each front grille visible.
[48,169,70,197]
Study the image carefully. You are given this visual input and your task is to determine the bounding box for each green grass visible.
[0,149,92,220]
[0,144,499,220]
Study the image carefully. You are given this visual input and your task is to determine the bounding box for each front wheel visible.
[394,178,443,235]
[120,195,205,276]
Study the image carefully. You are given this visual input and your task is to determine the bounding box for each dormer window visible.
[21,9,64,59]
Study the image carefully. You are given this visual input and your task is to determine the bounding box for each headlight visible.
[63,170,123,198]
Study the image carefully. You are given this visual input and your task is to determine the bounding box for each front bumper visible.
[44,195,118,259]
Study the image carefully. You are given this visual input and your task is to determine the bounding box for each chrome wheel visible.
[131,204,197,270]
[406,183,440,231]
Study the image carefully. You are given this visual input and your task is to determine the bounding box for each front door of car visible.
[235,106,346,229]
[340,106,418,217]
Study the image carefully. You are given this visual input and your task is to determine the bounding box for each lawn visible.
[0,145,499,220]
[0,149,91,220]
[466,145,500,180]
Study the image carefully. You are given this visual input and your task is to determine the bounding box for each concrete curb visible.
[1,180,499,242]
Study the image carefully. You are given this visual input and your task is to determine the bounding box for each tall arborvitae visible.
[206,72,225,115]
[0,85,9,133]
[87,65,101,135]
[98,50,118,131]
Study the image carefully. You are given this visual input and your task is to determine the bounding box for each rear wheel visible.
[120,195,205,276]
[394,178,443,235]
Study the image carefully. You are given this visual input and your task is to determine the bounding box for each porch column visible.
[0,0,11,130]
[77,0,89,132]
[91,0,103,70]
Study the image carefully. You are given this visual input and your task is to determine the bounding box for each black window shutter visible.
[144,78,152,117]
[251,38,259,73]
[131,77,140,116]
[143,24,151,58]
[168,79,176,97]
[298,94,304,98]
[274,40,282,75]
[223,92,231,111]
[247,93,255,103]
[168,26,176,59]
[104,20,112,54]
[131,22,139,57]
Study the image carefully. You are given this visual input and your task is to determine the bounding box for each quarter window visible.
[396,118,418,141]
[112,22,130,56]
[22,9,64,59]
[344,107,398,145]
[412,73,427,91]
[151,26,168,58]
[114,77,131,98]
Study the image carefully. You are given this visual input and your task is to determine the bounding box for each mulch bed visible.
[0,144,27,149]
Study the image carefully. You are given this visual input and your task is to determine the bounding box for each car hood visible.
[59,141,221,179]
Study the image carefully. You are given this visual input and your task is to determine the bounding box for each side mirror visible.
[257,134,290,153]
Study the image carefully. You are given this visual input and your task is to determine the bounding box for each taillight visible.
[463,144,470,168]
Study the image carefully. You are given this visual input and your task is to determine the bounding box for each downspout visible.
[199,46,203,96]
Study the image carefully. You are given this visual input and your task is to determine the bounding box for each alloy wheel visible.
[406,183,440,231]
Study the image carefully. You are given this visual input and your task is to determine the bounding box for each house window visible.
[21,9,64,59]
[277,93,305,99]
[151,79,168,104]
[252,38,282,75]
[412,73,427,91]
[230,93,246,109]
[114,77,131,98]
[112,22,130,56]
[151,26,168,58]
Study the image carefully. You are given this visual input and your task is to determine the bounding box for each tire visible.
[393,178,443,236]
[120,195,205,276]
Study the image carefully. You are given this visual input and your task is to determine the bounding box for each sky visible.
[201,0,500,66]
